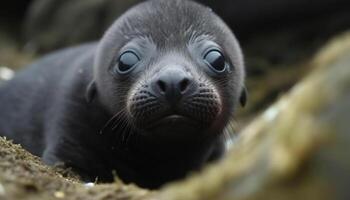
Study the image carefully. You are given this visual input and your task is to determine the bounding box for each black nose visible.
[152,67,193,104]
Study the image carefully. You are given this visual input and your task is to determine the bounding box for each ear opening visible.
[239,86,248,107]
[85,81,97,103]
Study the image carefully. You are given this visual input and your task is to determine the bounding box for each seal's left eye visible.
[117,51,140,74]
[204,50,226,73]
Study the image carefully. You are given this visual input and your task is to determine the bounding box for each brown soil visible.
[0,137,155,200]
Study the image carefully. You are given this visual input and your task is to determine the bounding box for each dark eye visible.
[116,51,140,74]
[204,50,226,72]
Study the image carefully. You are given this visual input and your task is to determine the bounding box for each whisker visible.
[99,109,126,135]
[108,109,137,149]
[117,117,130,146]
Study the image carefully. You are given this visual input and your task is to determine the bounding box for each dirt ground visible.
[0,137,155,200]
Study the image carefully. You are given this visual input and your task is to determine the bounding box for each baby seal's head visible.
[92,0,246,142]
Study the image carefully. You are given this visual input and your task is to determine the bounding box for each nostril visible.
[179,78,190,93]
[157,80,167,93]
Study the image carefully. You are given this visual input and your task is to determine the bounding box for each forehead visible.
[116,0,224,48]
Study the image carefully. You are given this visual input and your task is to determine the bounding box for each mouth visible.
[145,114,201,129]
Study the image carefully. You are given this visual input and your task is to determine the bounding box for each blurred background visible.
[1,0,350,127]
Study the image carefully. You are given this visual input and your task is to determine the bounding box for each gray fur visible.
[0,0,245,188]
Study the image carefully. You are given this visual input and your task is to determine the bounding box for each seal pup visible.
[0,0,246,188]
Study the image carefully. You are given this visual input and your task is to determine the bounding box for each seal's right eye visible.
[116,51,140,74]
